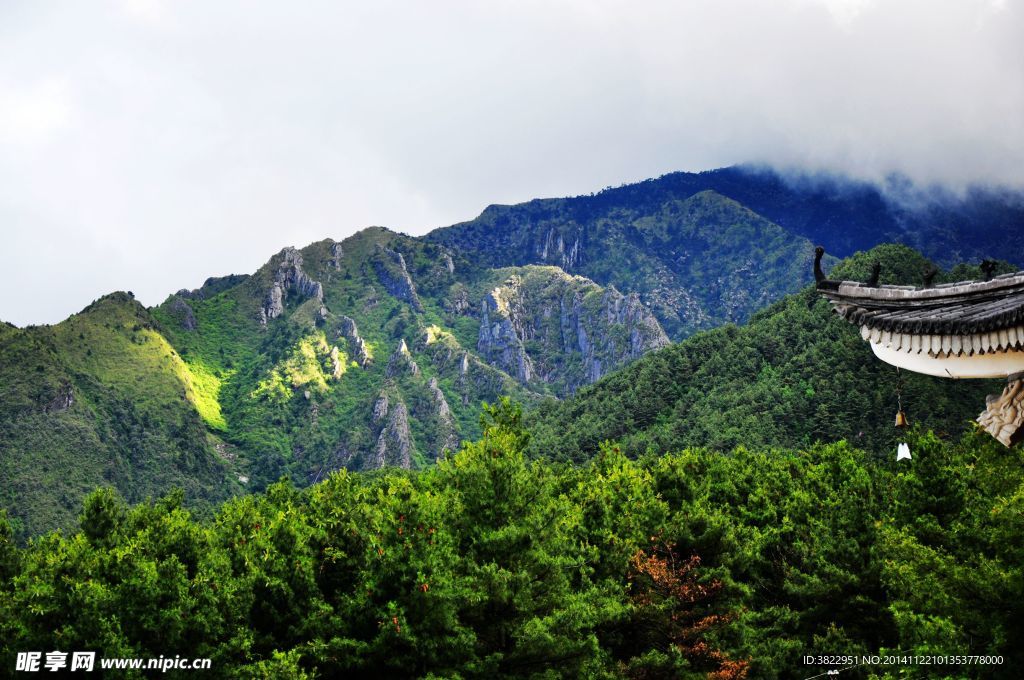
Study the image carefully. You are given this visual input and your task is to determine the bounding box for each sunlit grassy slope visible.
[0,293,239,538]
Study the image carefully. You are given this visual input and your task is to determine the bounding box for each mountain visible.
[151,228,670,475]
[525,244,1016,462]
[0,227,670,536]
[428,188,824,338]
[0,293,238,538]
[4,166,1024,539]
[428,167,1024,336]
[697,166,1024,267]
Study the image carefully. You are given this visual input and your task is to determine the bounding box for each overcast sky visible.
[1,0,1022,326]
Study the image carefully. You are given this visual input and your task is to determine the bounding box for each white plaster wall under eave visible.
[871,343,1024,379]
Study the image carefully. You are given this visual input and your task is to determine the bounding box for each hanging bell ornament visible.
[895,409,909,428]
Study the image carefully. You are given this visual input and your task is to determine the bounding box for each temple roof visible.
[814,249,1024,446]
[818,271,1024,336]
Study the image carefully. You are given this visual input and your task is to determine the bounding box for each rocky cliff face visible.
[478,282,534,383]
[337,314,372,367]
[386,338,421,377]
[372,246,423,312]
[428,376,460,457]
[328,242,344,270]
[371,395,413,468]
[538,225,583,269]
[260,247,325,325]
[474,267,670,395]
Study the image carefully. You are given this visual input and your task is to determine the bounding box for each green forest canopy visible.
[3,244,1022,677]
[2,401,1023,678]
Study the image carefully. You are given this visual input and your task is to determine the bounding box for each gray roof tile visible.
[818,272,1024,335]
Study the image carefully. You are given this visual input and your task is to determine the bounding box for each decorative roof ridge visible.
[832,271,1024,302]
[814,246,1024,302]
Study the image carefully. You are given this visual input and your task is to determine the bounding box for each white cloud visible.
[0,0,1022,325]
[118,0,169,24]
[806,0,877,25]
[0,78,72,146]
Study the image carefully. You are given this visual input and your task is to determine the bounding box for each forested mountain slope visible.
[640,166,1024,266]
[0,294,238,538]
[526,244,1017,461]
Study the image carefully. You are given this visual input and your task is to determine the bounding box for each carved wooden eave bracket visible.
[978,373,1024,447]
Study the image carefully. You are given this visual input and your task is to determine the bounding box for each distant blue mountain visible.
[567,165,1024,266]
[427,165,1024,340]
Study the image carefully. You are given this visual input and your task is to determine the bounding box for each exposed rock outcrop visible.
[328,241,344,270]
[43,381,74,413]
[386,339,420,377]
[539,227,583,269]
[372,391,389,423]
[373,246,423,312]
[372,400,413,468]
[168,296,197,331]
[338,315,371,367]
[263,283,285,322]
[477,267,669,394]
[428,377,459,457]
[477,277,534,383]
[561,286,670,384]
[599,287,671,357]
[328,346,344,379]
[260,247,325,325]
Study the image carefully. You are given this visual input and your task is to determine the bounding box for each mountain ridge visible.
[1,226,677,537]
[428,187,825,338]
[436,164,1024,270]
[4,165,1024,538]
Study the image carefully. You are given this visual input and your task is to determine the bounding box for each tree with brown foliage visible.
[622,539,748,679]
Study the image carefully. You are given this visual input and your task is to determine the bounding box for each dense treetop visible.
[2,401,1023,678]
